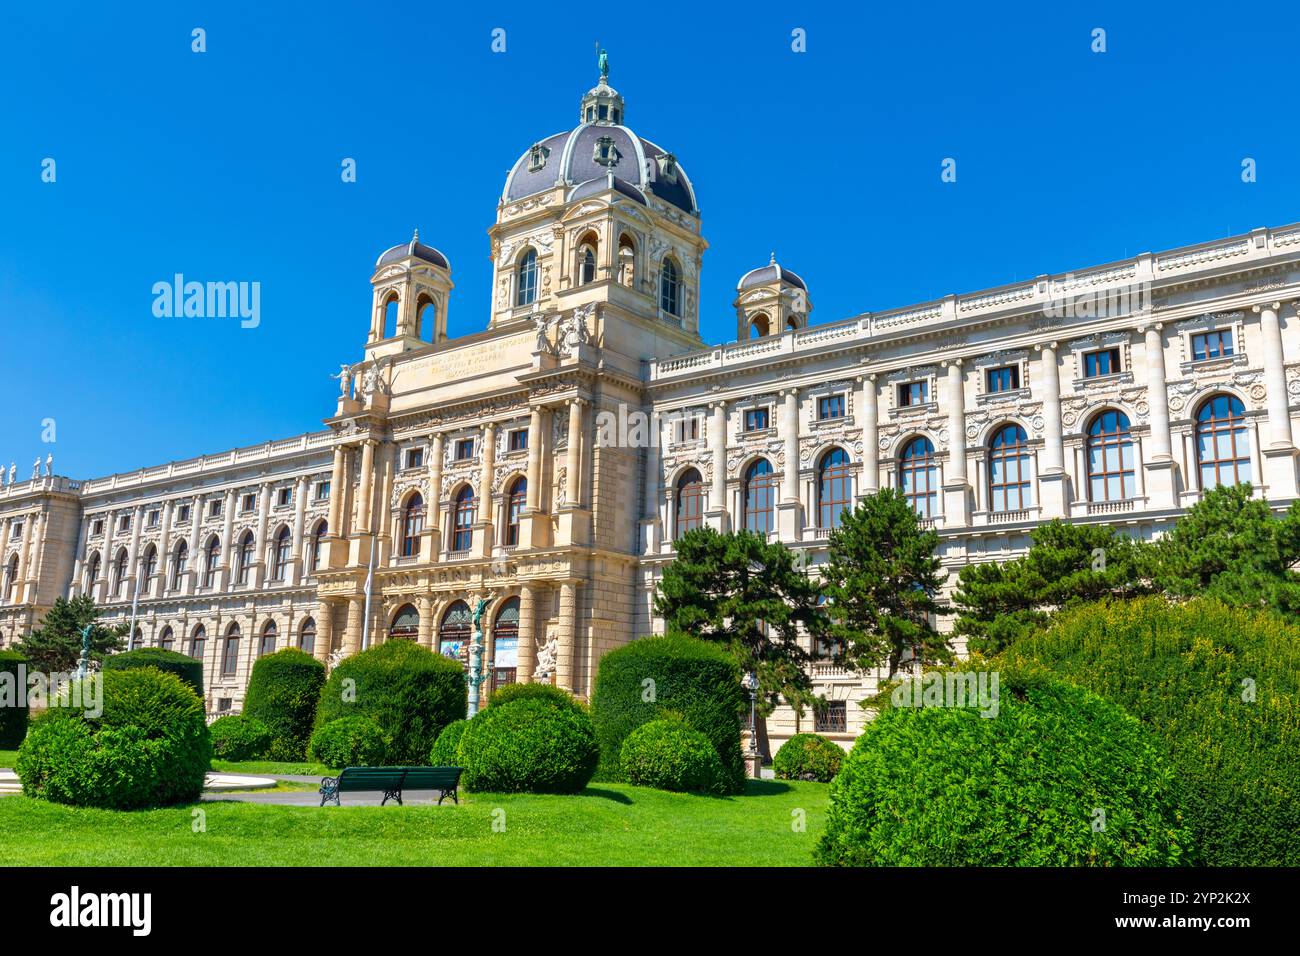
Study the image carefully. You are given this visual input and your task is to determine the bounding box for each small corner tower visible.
[367,230,454,355]
[734,253,812,340]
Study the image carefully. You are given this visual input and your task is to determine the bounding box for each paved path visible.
[204,787,454,807]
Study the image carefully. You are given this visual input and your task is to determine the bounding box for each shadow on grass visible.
[744,779,795,796]
[579,787,635,804]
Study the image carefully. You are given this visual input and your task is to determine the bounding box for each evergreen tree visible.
[818,489,950,676]
[13,595,126,673]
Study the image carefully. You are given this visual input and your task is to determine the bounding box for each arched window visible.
[742,459,776,534]
[674,468,704,540]
[516,249,538,306]
[451,486,476,553]
[899,437,938,518]
[786,316,799,331]
[988,424,1032,512]
[417,295,438,341]
[142,545,158,587]
[170,540,188,590]
[237,531,255,585]
[818,448,854,529]
[309,520,328,573]
[298,617,316,655]
[271,526,291,581]
[617,233,636,287]
[202,536,220,588]
[1086,410,1136,502]
[190,624,206,661]
[383,293,399,338]
[492,597,520,692]
[505,477,527,547]
[86,552,101,588]
[221,623,241,676]
[439,601,471,663]
[159,626,174,651]
[113,549,129,598]
[660,258,682,317]
[390,603,419,641]
[401,493,425,558]
[1196,394,1251,489]
[131,626,142,651]
[749,313,770,339]
[2,555,18,603]
[578,234,597,286]
[259,620,277,657]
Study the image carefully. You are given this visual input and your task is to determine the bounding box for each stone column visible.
[517,582,537,684]
[356,440,376,533]
[1142,323,1177,508]
[707,401,728,531]
[184,495,201,595]
[426,433,443,557]
[253,483,272,588]
[125,504,145,598]
[525,409,543,511]
[941,360,970,526]
[15,512,35,603]
[290,475,308,582]
[861,374,879,495]
[343,596,364,658]
[314,599,335,663]
[327,445,347,532]
[564,400,584,507]
[96,512,114,604]
[641,417,663,554]
[781,389,800,503]
[555,581,578,694]
[480,422,497,554]
[1035,341,1068,517]
[218,488,236,588]
[1255,301,1299,497]
[417,595,434,650]
[154,500,174,598]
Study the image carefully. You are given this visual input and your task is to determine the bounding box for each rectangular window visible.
[92,519,104,536]
[119,516,131,532]
[508,429,528,452]
[675,417,700,443]
[241,493,256,513]
[815,700,847,733]
[455,438,475,461]
[743,407,770,432]
[405,448,424,470]
[147,511,160,528]
[217,697,232,713]
[177,505,190,523]
[277,487,292,507]
[316,481,331,501]
[209,500,222,518]
[986,366,1019,393]
[12,523,23,539]
[221,638,239,677]
[1084,347,1121,378]
[817,394,846,420]
[897,382,927,408]
[1191,329,1234,361]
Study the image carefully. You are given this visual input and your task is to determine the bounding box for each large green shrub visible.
[457,698,598,793]
[488,681,584,713]
[309,717,388,769]
[429,718,469,766]
[102,647,203,697]
[1004,596,1300,866]
[0,650,29,748]
[244,649,326,760]
[16,669,211,809]
[773,733,844,783]
[591,634,745,792]
[208,714,272,761]
[315,639,466,765]
[816,669,1190,866]
[619,719,727,793]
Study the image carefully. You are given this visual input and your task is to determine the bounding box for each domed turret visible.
[367,229,454,352]
[734,253,812,340]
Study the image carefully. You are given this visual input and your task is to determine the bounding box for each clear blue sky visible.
[2,1,1297,480]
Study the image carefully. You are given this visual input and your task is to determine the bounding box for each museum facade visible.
[4,65,1300,748]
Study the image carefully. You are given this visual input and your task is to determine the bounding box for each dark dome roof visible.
[738,255,806,291]
[569,174,647,205]
[376,233,450,270]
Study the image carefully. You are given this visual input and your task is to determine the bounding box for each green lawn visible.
[0,750,16,769]
[0,780,829,866]
[209,759,334,776]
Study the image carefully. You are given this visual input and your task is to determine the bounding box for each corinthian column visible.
[1035,341,1068,517]
[707,401,728,531]
[517,582,537,684]
[777,388,802,540]
[1142,323,1177,508]
[555,581,578,695]
[1254,301,1298,497]
[356,440,376,533]
[941,360,970,526]
[564,400,584,508]
[861,374,879,496]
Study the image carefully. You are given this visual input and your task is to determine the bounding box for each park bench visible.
[318,766,462,807]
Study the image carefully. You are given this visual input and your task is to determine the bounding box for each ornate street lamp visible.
[466,595,493,717]
[741,671,760,761]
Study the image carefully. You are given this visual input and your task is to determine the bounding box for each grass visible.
[209,759,333,776]
[0,780,829,866]
[0,750,16,769]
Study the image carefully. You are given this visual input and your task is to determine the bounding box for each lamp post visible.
[77,624,92,681]
[742,671,760,776]
[467,595,492,717]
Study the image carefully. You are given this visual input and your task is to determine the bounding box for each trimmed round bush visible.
[244,649,326,760]
[457,698,599,793]
[816,669,1190,866]
[591,633,745,792]
[16,668,211,809]
[315,640,466,765]
[488,682,584,713]
[1004,596,1300,866]
[102,647,203,697]
[208,714,271,761]
[773,733,844,783]
[619,719,727,793]
[0,650,29,748]
[309,716,388,769]
[429,718,469,766]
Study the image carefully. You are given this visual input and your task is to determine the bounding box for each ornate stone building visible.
[3,62,1300,749]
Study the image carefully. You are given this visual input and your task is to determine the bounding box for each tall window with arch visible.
[259,621,277,658]
[1196,394,1251,489]
[390,604,419,640]
[516,249,538,306]
[817,448,854,529]
[271,526,291,581]
[660,258,682,317]
[383,293,400,338]
[159,626,174,651]
[417,295,438,342]
[221,624,241,677]
[451,486,476,553]
[439,601,471,663]
[113,549,128,598]
[142,545,158,588]
[203,536,220,588]
[86,552,101,590]
[899,437,938,518]
[237,531,255,585]
[298,617,316,655]
[617,233,636,287]
[1086,410,1136,501]
[170,540,188,590]
[742,459,776,534]
[2,554,18,603]
[309,520,327,573]
[401,493,425,558]
[674,468,704,540]
[190,624,206,662]
[578,233,598,285]
[988,424,1032,512]
[506,477,527,546]
[749,313,770,339]
[492,597,520,691]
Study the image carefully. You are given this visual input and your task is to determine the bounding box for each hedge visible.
[0,651,29,748]
[102,647,203,697]
[457,698,599,793]
[816,668,1190,866]
[1004,596,1300,866]
[208,714,272,761]
[591,633,745,792]
[488,682,584,713]
[315,639,466,765]
[309,717,388,769]
[16,668,211,809]
[619,719,728,793]
[244,649,326,760]
[773,733,844,782]
[429,719,469,766]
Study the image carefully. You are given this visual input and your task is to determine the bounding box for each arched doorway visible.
[439,601,471,664]
[491,597,520,692]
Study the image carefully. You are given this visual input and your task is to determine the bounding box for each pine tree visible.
[13,595,126,673]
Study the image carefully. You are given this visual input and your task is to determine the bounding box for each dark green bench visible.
[319,766,462,807]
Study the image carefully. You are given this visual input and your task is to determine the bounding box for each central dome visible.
[501,59,698,216]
